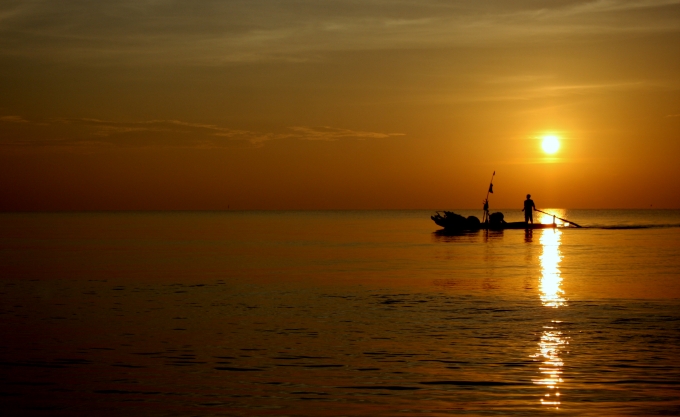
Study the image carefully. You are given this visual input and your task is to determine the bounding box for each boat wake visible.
[585,224,680,230]
[433,223,680,235]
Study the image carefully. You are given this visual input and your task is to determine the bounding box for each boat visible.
[431,172,581,231]
[431,211,558,231]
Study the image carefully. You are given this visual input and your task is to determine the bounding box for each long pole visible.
[535,208,582,228]
[483,171,495,223]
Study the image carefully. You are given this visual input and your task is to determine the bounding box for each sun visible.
[541,135,560,154]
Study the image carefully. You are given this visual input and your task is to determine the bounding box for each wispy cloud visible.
[288,126,404,141]
[0,115,28,123]
[54,118,251,138]
[0,116,404,148]
[1,1,678,65]
[411,78,659,105]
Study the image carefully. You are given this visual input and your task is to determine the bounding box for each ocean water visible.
[1,210,679,416]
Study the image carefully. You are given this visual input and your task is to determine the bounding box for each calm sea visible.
[1,210,679,416]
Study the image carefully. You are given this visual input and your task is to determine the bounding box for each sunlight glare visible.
[538,209,566,226]
[532,229,567,408]
[541,135,560,154]
[538,229,564,308]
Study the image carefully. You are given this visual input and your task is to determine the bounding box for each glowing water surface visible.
[1,210,679,416]
[533,229,567,407]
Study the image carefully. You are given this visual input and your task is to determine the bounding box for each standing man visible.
[522,194,536,224]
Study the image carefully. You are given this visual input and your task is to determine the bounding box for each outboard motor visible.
[466,216,481,229]
[489,212,506,225]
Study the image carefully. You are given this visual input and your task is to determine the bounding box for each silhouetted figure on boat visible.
[522,194,536,224]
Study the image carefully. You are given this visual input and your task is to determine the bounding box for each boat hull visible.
[431,216,557,230]
[431,211,559,231]
[480,222,556,230]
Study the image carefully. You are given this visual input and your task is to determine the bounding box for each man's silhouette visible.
[522,194,536,224]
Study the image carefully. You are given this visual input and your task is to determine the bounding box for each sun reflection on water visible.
[538,229,565,307]
[538,209,566,226]
[532,228,568,408]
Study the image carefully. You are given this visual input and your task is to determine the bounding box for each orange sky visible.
[1,1,679,210]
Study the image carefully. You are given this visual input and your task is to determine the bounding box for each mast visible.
[483,171,495,223]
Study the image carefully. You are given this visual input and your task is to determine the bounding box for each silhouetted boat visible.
[431,211,557,231]
[434,172,583,231]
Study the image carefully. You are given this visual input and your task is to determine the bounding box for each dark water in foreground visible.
[1,210,679,416]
